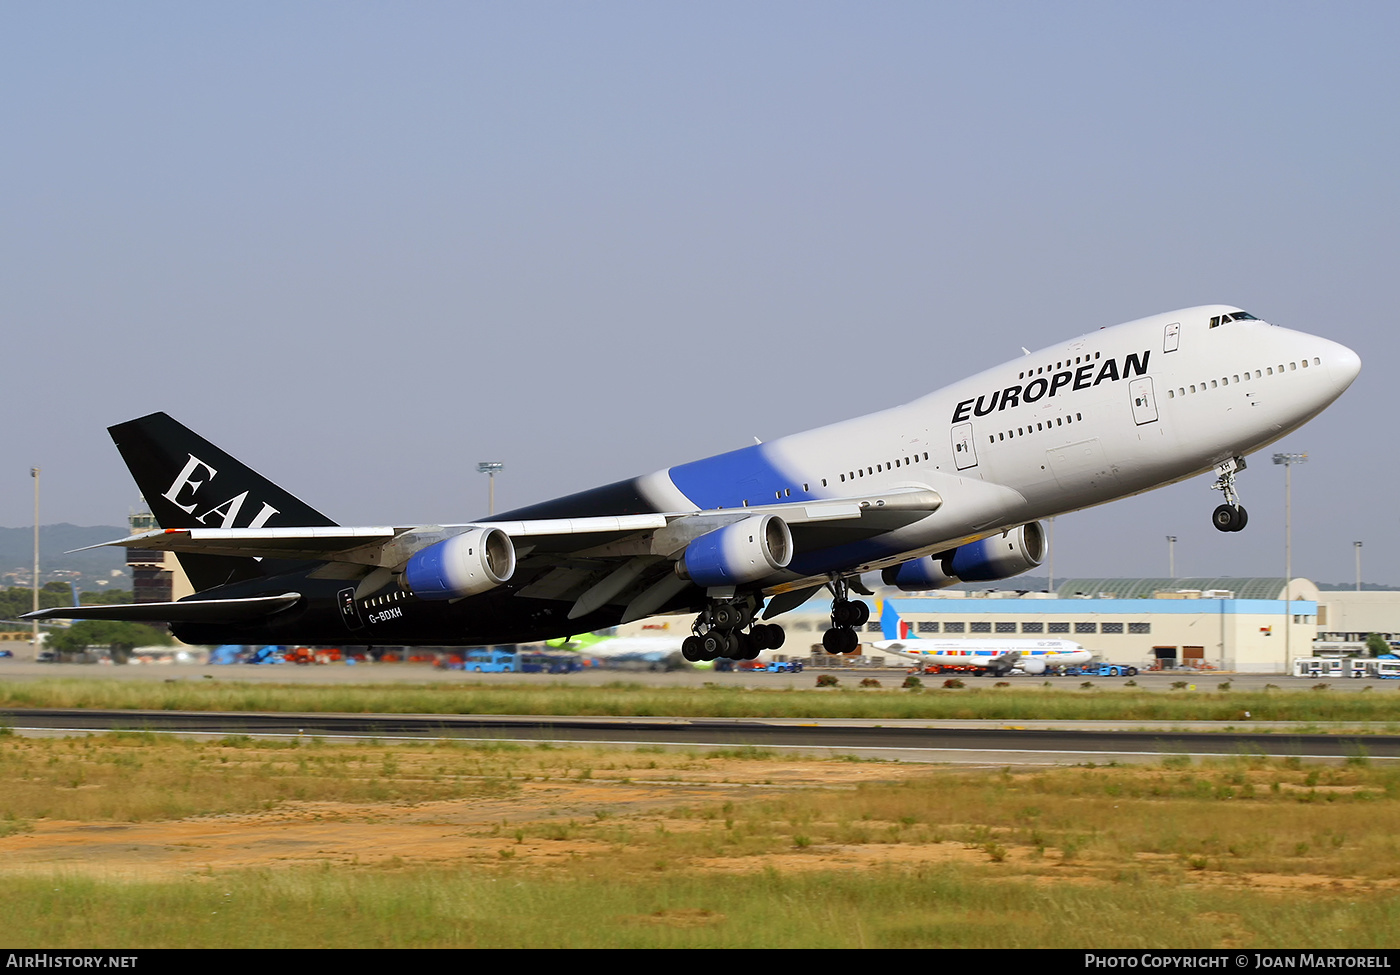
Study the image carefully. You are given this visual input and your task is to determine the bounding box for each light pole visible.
[1355,541,1363,592]
[1273,452,1308,671]
[477,462,504,516]
[1166,536,1177,578]
[30,467,39,648]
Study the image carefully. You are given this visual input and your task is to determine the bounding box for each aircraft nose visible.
[1325,340,1362,392]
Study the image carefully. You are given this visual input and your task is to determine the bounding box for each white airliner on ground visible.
[869,602,1093,676]
[28,305,1359,665]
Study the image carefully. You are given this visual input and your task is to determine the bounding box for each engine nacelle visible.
[948,522,1046,582]
[402,527,516,600]
[881,555,961,592]
[881,523,1046,591]
[1018,657,1047,676]
[678,515,793,588]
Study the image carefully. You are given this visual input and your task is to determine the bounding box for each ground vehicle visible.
[440,648,518,673]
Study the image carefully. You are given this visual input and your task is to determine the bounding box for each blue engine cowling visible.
[678,515,793,588]
[882,523,1045,591]
[881,555,960,591]
[402,527,517,600]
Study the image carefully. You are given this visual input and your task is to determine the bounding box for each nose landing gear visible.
[1210,457,1249,532]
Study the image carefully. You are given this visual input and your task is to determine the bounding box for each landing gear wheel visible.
[682,636,704,662]
[700,632,727,660]
[740,634,762,661]
[1212,504,1248,532]
[849,600,870,626]
[842,628,861,654]
[822,627,842,654]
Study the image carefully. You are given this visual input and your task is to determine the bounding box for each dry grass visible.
[4,732,1400,946]
[5,676,1400,723]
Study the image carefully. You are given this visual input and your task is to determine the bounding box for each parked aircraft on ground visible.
[27,305,1359,664]
[546,632,688,667]
[869,602,1093,676]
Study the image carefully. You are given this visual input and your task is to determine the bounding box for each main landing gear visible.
[682,596,787,662]
[822,577,870,655]
[1210,457,1249,533]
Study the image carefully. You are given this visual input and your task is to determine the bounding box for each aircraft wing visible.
[79,488,942,567]
[69,488,940,624]
[22,593,301,624]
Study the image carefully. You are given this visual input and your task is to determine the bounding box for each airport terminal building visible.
[876,578,1320,674]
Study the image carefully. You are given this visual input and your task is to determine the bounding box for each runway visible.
[4,707,1396,765]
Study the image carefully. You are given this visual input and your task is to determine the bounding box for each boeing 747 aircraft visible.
[27,305,1359,663]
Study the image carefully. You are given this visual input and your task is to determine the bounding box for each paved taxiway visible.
[2,660,1396,691]
[4,706,1397,765]
[3,661,1396,764]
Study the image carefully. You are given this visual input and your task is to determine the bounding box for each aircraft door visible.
[338,588,365,630]
[1164,323,1180,353]
[951,422,979,470]
[1129,378,1159,425]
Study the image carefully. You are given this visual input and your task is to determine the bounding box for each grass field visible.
[3,731,1400,947]
[4,677,1400,724]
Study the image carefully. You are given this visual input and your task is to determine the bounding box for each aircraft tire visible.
[822,628,845,654]
[1212,504,1248,532]
[850,600,870,626]
[842,627,861,654]
[700,632,726,660]
[682,636,704,662]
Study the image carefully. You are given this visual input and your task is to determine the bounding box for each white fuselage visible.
[869,638,1093,673]
[636,304,1361,588]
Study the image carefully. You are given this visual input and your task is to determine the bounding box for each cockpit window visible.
[1209,311,1259,328]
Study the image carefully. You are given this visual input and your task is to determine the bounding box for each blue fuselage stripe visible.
[667,444,821,510]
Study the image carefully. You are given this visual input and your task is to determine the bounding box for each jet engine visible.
[677,514,793,588]
[881,554,960,591]
[882,523,1046,591]
[402,527,517,600]
[1018,657,1047,676]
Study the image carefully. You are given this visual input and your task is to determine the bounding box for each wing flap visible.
[21,593,302,624]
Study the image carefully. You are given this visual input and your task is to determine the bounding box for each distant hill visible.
[0,524,131,589]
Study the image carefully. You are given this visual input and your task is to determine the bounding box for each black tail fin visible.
[109,412,338,592]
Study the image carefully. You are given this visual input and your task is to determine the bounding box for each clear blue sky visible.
[3,2,1396,583]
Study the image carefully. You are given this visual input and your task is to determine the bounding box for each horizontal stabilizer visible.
[21,593,302,624]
